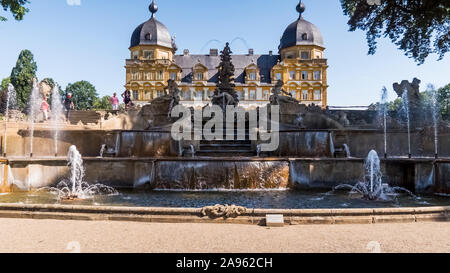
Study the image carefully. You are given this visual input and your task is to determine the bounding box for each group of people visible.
[39,90,135,122]
[110,90,134,110]
[40,93,75,121]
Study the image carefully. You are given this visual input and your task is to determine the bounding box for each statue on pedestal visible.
[269,80,299,105]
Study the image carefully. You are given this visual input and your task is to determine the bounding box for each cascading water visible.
[190,144,195,158]
[334,150,415,201]
[380,87,388,158]
[28,79,41,157]
[51,84,64,157]
[41,145,117,200]
[401,90,412,158]
[3,84,17,157]
[430,87,439,159]
[256,144,262,157]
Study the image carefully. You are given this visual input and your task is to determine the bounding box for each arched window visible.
[302,33,308,40]
[145,33,152,40]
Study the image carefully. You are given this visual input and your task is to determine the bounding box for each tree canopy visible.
[437,83,449,119]
[93,96,113,110]
[10,49,37,110]
[65,81,98,110]
[1,77,10,91]
[341,0,450,64]
[0,0,29,22]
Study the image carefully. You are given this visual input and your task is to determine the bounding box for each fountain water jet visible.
[334,150,415,201]
[3,84,17,157]
[401,90,412,158]
[429,86,439,159]
[51,84,64,157]
[40,145,117,200]
[28,79,41,158]
[380,87,388,158]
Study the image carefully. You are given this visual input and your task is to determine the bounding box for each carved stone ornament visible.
[201,204,247,219]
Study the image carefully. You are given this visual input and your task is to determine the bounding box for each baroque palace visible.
[125,1,328,108]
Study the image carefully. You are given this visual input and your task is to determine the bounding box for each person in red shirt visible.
[41,95,50,121]
[110,93,120,111]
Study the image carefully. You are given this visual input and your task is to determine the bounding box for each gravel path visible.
[0,218,448,253]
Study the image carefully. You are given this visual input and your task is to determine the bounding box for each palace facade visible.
[125,1,328,108]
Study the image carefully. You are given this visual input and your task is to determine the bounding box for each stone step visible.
[195,151,255,157]
[200,144,252,151]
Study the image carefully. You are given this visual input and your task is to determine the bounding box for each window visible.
[285,52,295,59]
[301,71,308,80]
[314,90,321,100]
[195,91,203,101]
[159,52,169,60]
[133,91,139,101]
[145,91,151,100]
[301,51,310,60]
[290,90,296,98]
[276,73,282,81]
[263,90,269,100]
[143,50,154,60]
[183,91,190,100]
[144,72,151,81]
[132,51,139,59]
[302,90,309,100]
[236,91,243,100]
[290,71,296,80]
[314,71,321,81]
[170,72,177,81]
[302,33,308,40]
[157,71,163,80]
[196,73,204,81]
[157,90,164,98]
[249,90,256,100]
[249,72,256,81]
[131,71,139,80]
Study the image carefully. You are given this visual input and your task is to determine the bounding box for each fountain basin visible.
[0,202,447,225]
[3,157,450,194]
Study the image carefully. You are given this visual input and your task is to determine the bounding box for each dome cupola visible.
[130,0,173,49]
[279,1,324,50]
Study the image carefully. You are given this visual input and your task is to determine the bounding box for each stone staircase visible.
[195,119,254,157]
[67,111,102,125]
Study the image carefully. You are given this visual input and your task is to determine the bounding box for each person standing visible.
[110,93,120,111]
[121,90,132,110]
[41,95,50,121]
[64,93,75,120]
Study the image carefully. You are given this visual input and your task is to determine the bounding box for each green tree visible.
[65,81,98,110]
[1,0,29,22]
[93,96,113,110]
[10,49,37,111]
[438,84,450,119]
[341,0,450,64]
[1,77,10,90]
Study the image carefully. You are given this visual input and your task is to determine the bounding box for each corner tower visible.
[125,1,181,103]
[273,1,329,107]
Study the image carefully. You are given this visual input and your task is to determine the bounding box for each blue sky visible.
[0,0,448,106]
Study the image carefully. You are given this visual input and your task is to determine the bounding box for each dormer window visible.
[145,33,152,40]
[249,72,256,81]
[301,33,308,40]
[170,72,177,81]
[196,73,204,81]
